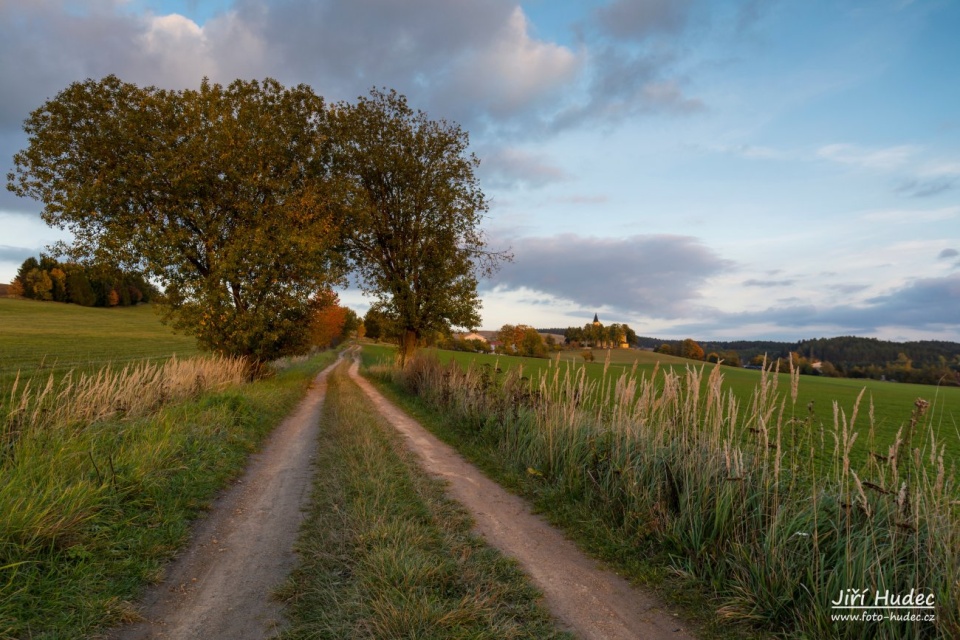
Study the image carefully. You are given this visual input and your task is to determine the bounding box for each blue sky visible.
[2,0,958,341]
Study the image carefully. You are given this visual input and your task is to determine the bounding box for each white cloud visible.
[448,7,581,117]
[816,143,919,170]
[478,146,572,189]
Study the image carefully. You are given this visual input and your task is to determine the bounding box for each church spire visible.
[593,313,600,325]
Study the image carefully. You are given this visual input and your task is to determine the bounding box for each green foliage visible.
[64,270,96,306]
[8,76,344,364]
[331,88,507,365]
[495,324,547,358]
[564,321,637,349]
[12,255,156,309]
[362,306,396,343]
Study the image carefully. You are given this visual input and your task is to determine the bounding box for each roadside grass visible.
[0,298,199,391]
[362,345,959,639]
[276,362,571,640]
[0,351,337,639]
[361,344,960,473]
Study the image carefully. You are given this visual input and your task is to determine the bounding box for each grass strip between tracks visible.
[276,363,570,640]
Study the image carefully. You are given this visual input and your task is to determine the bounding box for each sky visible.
[1,0,958,342]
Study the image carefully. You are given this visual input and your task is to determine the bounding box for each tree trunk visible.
[399,329,418,367]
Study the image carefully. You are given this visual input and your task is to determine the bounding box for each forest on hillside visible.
[641,335,960,386]
[537,326,960,387]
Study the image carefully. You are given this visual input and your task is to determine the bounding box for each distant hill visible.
[541,328,960,386]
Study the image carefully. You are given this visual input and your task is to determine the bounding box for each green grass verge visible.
[365,344,960,638]
[0,298,199,391]
[0,351,337,639]
[357,351,739,639]
[362,343,960,474]
[276,363,572,640]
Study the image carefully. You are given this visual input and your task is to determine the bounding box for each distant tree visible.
[496,324,524,354]
[342,308,361,340]
[8,76,344,367]
[24,269,53,301]
[581,350,595,362]
[49,267,67,302]
[331,88,508,366]
[706,352,721,364]
[65,270,96,306]
[720,350,742,367]
[819,361,840,377]
[14,257,39,298]
[545,334,559,352]
[310,292,349,348]
[363,305,398,343]
[565,326,584,346]
[656,344,673,355]
[680,339,705,361]
[519,327,548,358]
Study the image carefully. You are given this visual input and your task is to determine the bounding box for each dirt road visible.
[347,360,695,640]
[105,359,338,640]
[106,352,695,639]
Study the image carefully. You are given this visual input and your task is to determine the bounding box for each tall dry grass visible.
[384,354,958,639]
[2,355,246,450]
[1,352,329,637]
[0,355,246,566]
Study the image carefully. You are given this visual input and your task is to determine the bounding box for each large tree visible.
[7,76,344,366]
[330,89,506,365]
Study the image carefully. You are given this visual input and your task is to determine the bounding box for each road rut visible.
[348,359,695,640]
[105,359,339,640]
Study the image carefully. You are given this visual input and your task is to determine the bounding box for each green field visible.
[0,298,200,388]
[363,343,960,468]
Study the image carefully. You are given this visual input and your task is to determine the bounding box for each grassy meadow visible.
[362,343,960,471]
[0,298,200,390]
[0,296,338,637]
[362,342,960,639]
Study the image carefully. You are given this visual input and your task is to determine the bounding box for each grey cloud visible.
[0,244,34,262]
[858,274,960,327]
[552,47,704,131]
[681,274,960,337]
[484,233,733,318]
[830,283,870,295]
[938,248,958,259]
[743,278,794,287]
[896,177,957,198]
[595,0,696,40]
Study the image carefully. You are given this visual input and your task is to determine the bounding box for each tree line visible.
[7,77,505,370]
[10,255,158,307]
[641,335,960,386]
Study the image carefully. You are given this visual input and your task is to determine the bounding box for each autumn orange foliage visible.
[310,292,349,348]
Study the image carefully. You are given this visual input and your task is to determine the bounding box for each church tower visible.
[593,313,600,326]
